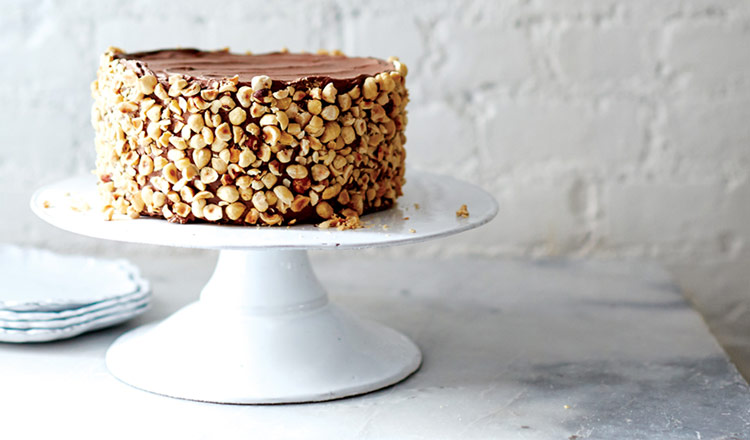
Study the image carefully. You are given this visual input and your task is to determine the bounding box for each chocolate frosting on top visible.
[116,49,394,86]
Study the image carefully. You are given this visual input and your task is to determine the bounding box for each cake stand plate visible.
[31,171,497,404]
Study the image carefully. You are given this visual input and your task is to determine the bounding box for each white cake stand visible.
[31,171,497,404]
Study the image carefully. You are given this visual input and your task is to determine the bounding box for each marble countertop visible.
[0,254,748,439]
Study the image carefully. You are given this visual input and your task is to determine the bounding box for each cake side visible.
[91,48,408,226]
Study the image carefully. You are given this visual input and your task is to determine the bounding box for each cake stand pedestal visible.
[31,171,497,404]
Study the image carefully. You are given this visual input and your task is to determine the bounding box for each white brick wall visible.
[1,0,749,328]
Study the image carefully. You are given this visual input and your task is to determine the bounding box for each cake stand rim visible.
[30,170,498,250]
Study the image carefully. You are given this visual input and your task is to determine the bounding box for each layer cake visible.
[91,48,408,226]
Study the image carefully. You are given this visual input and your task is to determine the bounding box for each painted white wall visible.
[1,0,748,330]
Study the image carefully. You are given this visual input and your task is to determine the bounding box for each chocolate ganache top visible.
[116,49,394,88]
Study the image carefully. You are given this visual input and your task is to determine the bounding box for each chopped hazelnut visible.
[286,164,308,179]
[201,89,219,101]
[251,75,272,90]
[203,204,223,221]
[162,163,179,184]
[200,167,219,184]
[307,99,322,115]
[321,105,340,121]
[273,185,294,205]
[215,123,232,142]
[250,102,267,119]
[229,107,247,125]
[252,191,269,212]
[226,202,246,220]
[262,125,281,146]
[137,75,158,95]
[315,201,334,219]
[363,77,378,100]
[174,202,191,217]
[261,172,278,189]
[321,83,338,104]
[311,164,330,181]
[188,114,204,133]
[217,185,240,203]
[320,121,341,143]
[193,148,211,169]
[260,113,278,126]
[291,195,310,213]
[237,86,253,107]
[138,156,154,175]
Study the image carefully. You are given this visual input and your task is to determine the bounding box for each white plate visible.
[0,303,149,343]
[0,245,148,311]
[30,171,498,250]
[0,295,151,330]
[0,285,150,321]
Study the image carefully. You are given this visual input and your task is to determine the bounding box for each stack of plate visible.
[0,245,151,343]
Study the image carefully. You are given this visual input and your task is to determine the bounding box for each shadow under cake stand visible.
[31,171,498,404]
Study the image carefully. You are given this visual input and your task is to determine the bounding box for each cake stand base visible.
[105,249,422,404]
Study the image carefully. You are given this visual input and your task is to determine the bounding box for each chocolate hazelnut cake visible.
[91,47,408,226]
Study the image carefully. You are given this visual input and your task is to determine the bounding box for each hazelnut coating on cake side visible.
[91,48,408,226]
